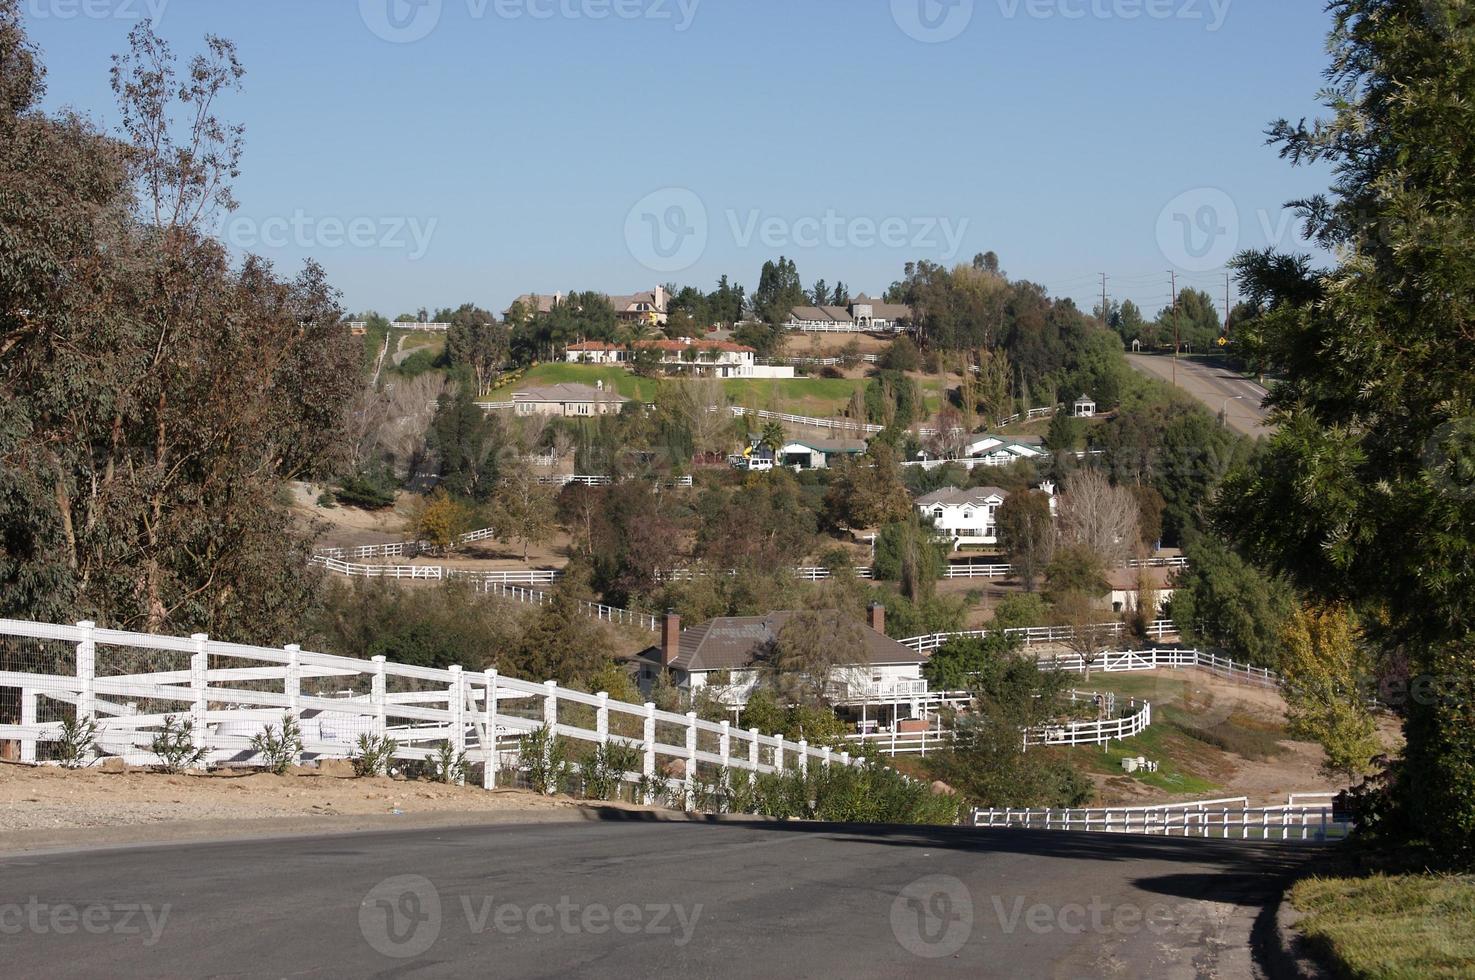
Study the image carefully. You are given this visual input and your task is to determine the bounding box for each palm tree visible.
[761,420,786,455]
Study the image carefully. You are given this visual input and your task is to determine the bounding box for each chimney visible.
[867,602,885,635]
[662,610,682,666]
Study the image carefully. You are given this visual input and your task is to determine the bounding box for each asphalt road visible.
[0,816,1310,979]
[1126,354,1275,438]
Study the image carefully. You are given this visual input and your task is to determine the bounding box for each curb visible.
[1262,890,1332,980]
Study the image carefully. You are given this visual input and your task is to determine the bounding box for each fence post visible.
[284,644,302,764]
[448,666,466,784]
[797,739,808,776]
[684,711,697,809]
[718,720,730,772]
[642,703,657,804]
[19,690,37,763]
[371,656,387,736]
[74,620,96,725]
[773,734,784,773]
[543,680,557,732]
[190,633,208,765]
[596,692,609,745]
[840,751,850,767]
[747,727,759,784]
[483,669,499,790]
[822,746,832,768]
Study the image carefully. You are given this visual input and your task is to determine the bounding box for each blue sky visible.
[26,0,1335,319]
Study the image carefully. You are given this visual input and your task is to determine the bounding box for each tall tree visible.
[443,303,508,395]
[1214,0,1475,865]
[0,15,359,641]
[996,491,1055,592]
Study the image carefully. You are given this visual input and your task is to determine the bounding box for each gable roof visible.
[781,438,869,455]
[916,486,1009,509]
[512,383,629,404]
[641,612,924,673]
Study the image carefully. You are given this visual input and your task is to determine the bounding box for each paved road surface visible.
[1126,354,1275,438]
[0,817,1309,978]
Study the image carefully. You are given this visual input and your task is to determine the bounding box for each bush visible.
[432,740,468,784]
[332,473,397,510]
[351,733,398,777]
[150,715,207,773]
[521,724,569,795]
[880,336,921,372]
[57,716,99,769]
[249,715,303,775]
[580,741,642,801]
[819,366,845,379]
[715,760,961,825]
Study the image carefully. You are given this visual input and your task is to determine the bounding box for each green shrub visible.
[521,725,569,795]
[57,716,99,769]
[432,740,468,784]
[580,741,641,801]
[351,733,398,777]
[250,715,303,775]
[150,715,207,773]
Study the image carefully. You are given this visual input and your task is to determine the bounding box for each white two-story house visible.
[915,486,1010,548]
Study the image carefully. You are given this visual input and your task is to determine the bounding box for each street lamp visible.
[1221,395,1245,426]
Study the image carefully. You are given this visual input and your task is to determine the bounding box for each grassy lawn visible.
[1063,721,1222,797]
[1291,874,1475,978]
[490,364,665,401]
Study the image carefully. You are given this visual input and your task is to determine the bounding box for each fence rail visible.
[972,800,1350,842]
[726,405,881,435]
[900,621,1179,653]
[0,619,855,801]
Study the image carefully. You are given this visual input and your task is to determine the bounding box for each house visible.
[505,287,668,326]
[784,296,913,333]
[635,605,927,709]
[915,486,1010,548]
[565,338,761,378]
[961,435,1048,467]
[1073,393,1097,418]
[511,382,629,418]
[1104,566,1176,615]
[777,438,868,470]
[607,286,670,327]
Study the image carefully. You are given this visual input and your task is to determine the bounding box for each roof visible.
[641,612,925,673]
[782,438,868,455]
[787,305,854,324]
[916,486,1010,508]
[1105,566,1177,592]
[512,383,630,404]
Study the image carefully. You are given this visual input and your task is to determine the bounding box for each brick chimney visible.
[867,602,885,635]
[662,610,682,666]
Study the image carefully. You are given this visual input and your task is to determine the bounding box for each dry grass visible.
[1291,873,1475,978]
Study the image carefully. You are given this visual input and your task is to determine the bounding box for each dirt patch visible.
[0,763,580,836]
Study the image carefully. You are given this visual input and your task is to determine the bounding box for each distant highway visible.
[0,819,1309,978]
[1126,354,1275,438]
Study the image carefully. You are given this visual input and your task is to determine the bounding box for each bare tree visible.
[1054,593,1115,681]
[1057,469,1140,568]
[678,375,738,457]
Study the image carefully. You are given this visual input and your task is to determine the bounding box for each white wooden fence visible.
[0,619,854,801]
[848,699,1154,756]
[972,797,1350,842]
[900,621,1179,654]
[727,406,882,435]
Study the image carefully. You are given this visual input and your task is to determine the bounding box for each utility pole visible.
[1224,272,1232,343]
[1100,273,1109,327]
[1170,271,1179,387]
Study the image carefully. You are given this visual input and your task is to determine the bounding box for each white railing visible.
[308,557,444,580]
[900,621,1179,654]
[759,354,880,367]
[972,799,1351,842]
[727,406,881,435]
[1023,701,1151,747]
[1033,648,1282,689]
[0,619,857,799]
[995,406,1056,427]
